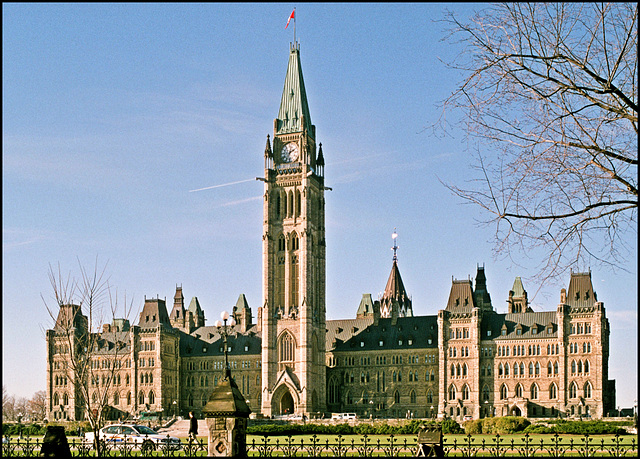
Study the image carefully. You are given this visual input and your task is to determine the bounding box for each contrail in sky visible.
[189,178,255,193]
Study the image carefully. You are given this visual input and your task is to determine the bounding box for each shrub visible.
[440,418,464,434]
[464,420,483,434]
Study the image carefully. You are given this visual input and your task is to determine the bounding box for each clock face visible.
[281,142,299,163]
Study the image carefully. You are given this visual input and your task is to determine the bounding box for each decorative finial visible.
[391,228,398,262]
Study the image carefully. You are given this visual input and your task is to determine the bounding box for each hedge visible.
[247,419,463,436]
[523,420,626,435]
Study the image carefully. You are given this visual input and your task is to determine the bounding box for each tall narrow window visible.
[569,382,578,398]
[278,331,296,371]
[482,385,490,401]
[584,381,592,399]
[549,383,557,399]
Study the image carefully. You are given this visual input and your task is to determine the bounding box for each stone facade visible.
[45,42,615,423]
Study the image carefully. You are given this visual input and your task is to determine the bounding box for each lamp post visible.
[172,400,177,419]
[634,400,637,427]
[618,405,621,418]
[430,406,434,419]
[215,310,236,379]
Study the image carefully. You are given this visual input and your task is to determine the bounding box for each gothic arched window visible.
[482,385,490,402]
[448,385,456,401]
[515,384,523,398]
[410,390,417,404]
[569,382,578,398]
[531,384,538,400]
[584,381,592,399]
[500,384,508,400]
[278,331,296,370]
[462,385,470,400]
[549,383,558,399]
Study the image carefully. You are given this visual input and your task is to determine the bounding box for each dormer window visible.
[487,330,492,337]
[398,339,403,346]
[575,291,580,300]
[455,298,460,306]
[501,324,508,336]
[585,291,590,300]
[532,326,537,335]
[360,341,365,347]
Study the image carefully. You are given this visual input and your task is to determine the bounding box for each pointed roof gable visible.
[234,294,250,312]
[188,297,202,314]
[276,43,313,136]
[356,294,375,317]
[511,277,526,297]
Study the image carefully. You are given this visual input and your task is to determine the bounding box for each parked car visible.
[84,424,181,453]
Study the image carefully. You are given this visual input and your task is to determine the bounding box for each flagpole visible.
[293,7,296,45]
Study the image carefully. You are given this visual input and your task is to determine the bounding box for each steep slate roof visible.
[328,316,438,352]
[276,43,313,136]
[446,280,475,313]
[180,324,262,357]
[566,271,598,308]
[138,299,171,329]
[382,261,409,304]
[482,311,558,340]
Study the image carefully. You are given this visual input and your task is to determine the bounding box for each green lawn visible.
[247,432,637,445]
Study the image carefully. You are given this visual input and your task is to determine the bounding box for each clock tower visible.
[260,42,327,417]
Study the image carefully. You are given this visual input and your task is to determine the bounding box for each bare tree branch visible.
[437,3,637,282]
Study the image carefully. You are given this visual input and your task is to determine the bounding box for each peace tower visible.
[260,42,327,417]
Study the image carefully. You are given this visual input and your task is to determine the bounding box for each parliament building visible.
[46,42,616,422]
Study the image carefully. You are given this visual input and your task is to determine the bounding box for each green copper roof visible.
[276,43,312,135]
[511,277,526,297]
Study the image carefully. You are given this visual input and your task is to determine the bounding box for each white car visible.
[84,424,181,453]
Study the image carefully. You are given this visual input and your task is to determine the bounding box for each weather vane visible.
[392,228,398,262]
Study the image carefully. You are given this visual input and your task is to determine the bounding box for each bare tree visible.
[43,258,135,456]
[27,391,47,422]
[2,385,16,422]
[437,3,637,283]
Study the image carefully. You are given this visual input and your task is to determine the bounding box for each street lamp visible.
[172,400,177,419]
[430,406,434,419]
[215,310,236,379]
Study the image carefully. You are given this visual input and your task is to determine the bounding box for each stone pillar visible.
[202,373,251,457]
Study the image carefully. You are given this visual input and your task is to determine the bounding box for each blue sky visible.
[3,3,637,408]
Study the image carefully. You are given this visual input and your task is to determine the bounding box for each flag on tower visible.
[285,9,295,29]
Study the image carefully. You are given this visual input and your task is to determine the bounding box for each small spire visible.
[264,134,272,158]
[317,143,324,166]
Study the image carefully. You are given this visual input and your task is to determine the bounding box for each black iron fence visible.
[2,432,638,457]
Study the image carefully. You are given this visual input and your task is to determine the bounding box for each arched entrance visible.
[280,391,294,415]
[512,406,522,416]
